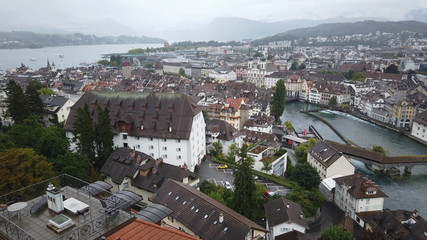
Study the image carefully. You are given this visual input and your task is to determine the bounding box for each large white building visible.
[307,141,355,179]
[411,110,427,142]
[65,91,206,172]
[334,174,388,221]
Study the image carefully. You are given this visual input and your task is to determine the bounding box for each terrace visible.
[0,174,141,240]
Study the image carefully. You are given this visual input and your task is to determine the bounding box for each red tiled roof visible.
[106,218,200,240]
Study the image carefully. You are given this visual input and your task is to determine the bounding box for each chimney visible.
[130,150,136,158]
[136,155,142,164]
[219,212,224,223]
[413,210,419,218]
[286,202,290,209]
[300,212,304,219]
[46,183,64,213]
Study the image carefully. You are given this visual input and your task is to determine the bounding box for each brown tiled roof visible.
[264,198,309,229]
[334,174,388,199]
[274,230,316,240]
[106,218,200,240]
[242,129,279,145]
[206,119,241,141]
[151,179,267,240]
[64,91,200,140]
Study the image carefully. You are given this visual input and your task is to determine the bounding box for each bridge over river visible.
[325,140,427,174]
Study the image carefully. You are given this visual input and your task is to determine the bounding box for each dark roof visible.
[79,181,112,196]
[135,203,173,223]
[242,129,279,145]
[101,148,194,192]
[206,119,241,141]
[414,110,427,125]
[264,198,309,229]
[40,95,69,113]
[64,91,201,140]
[334,174,388,199]
[100,148,152,184]
[106,219,200,240]
[151,179,267,240]
[308,141,345,168]
[274,230,317,240]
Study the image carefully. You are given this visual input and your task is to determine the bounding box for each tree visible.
[179,68,185,76]
[286,186,325,217]
[209,142,223,159]
[343,70,355,80]
[321,225,354,240]
[299,63,306,70]
[372,145,387,156]
[289,163,321,190]
[36,124,70,159]
[25,80,45,118]
[284,121,295,133]
[72,104,96,160]
[351,72,367,82]
[294,138,317,163]
[37,88,56,96]
[0,148,55,195]
[290,61,299,70]
[4,79,30,124]
[51,152,91,181]
[261,160,272,172]
[329,96,337,107]
[94,106,114,171]
[233,144,257,220]
[271,80,286,123]
[226,143,239,162]
[8,115,44,149]
[384,64,399,74]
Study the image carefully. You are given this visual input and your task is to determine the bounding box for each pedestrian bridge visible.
[325,140,427,174]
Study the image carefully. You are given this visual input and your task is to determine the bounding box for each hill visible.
[0,31,166,49]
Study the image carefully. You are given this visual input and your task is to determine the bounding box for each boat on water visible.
[30,58,36,61]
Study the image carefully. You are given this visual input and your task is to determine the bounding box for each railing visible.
[0,214,36,240]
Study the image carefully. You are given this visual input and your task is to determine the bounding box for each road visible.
[197,157,291,195]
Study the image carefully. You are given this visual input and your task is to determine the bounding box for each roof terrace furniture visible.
[30,196,47,215]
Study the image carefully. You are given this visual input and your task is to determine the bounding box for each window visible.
[122,182,129,189]
[149,138,153,141]
[176,139,181,143]
[177,156,181,159]
[162,138,167,142]
[149,146,154,150]
[135,145,140,149]
[162,147,167,151]
[123,143,128,148]
[123,134,128,140]
[163,154,167,158]
[150,153,154,157]
[177,148,181,152]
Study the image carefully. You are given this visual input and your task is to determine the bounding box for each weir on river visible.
[281,102,427,218]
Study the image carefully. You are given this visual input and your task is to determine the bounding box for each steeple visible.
[47,59,51,70]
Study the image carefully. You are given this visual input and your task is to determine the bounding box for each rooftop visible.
[0,174,140,240]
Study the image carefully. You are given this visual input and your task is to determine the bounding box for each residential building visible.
[248,146,287,176]
[151,179,268,240]
[40,95,75,125]
[411,110,427,142]
[247,60,278,88]
[307,141,355,179]
[65,91,206,171]
[206,98,249,130]
[264,198,309,240]
[264,72,305,96]
[208,65,237,82]
[243,114,274,134]
[206,119,243,154]
[334,174,388,221]
[100,148,198,205]
[385,95,416,128]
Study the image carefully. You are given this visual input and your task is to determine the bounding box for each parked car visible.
[217,164,228,169]
[224,181,232,189]
[264,190,276,198]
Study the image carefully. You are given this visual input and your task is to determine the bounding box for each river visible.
[281,102,427,217]
[0,43,163,71]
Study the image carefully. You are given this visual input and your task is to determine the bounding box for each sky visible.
[1,0,427,36]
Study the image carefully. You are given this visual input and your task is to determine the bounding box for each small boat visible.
[30,58,36,61]
[59,54,64,58]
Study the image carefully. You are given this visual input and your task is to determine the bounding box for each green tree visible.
[128,48,145,54]
[25,80,45,118]
[286,186,325,217]
[0,134,16,152]
[36,124,70,159]
[38,88,57,96]
[72,104,96,160]
[289,163,321,190]
[384,64,399,74]
[271,80,286,123]
[267,54,274,61]
[179,68,185,76]
[321,225,354,240]
[4,79,30,124]
[284,121,295,133]
[261,160,272,172]
[329,96,338,107]
[0,148,55,195]
[209,141,223,159]
[8,115,44,149]
[372,145,387,156]
[294,138,317,163]
[226,143,239,162]
[97,59,110,66]
[299,63,306,70]
[51,152,91,181]
[233,144,257,220]
[343,70,355,80]
[351,72,367,82]
[290,61,299,70]
[94,106,114,171]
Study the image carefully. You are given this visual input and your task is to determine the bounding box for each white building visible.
[264,198,309,240]
[307,141,355,179]
[247,60,278,88]
[205,119,243,155]
[411,110,427,142]
[248,146,287,176]
[65,91,206,172]
[40,95,75,125]
[208,66,237,82]
[334,174,388,221]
